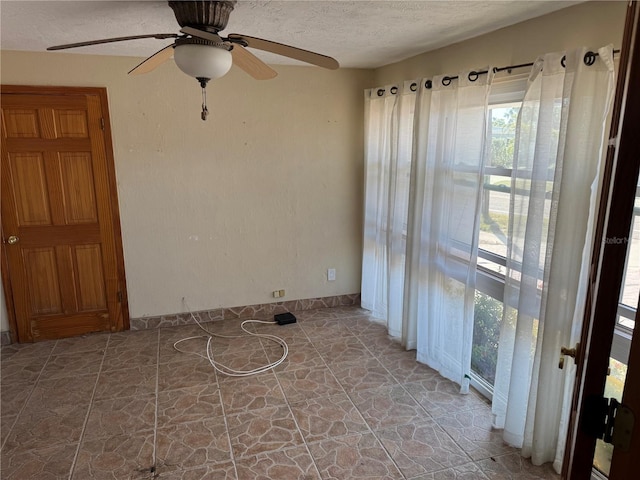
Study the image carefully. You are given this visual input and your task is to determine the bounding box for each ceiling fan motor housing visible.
[168,1,236,32]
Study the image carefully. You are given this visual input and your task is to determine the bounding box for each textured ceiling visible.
[1,0,581,69]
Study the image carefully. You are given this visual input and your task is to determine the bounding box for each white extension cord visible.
[173,302,289,377]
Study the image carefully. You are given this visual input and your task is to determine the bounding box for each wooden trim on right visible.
[564,1,640,478]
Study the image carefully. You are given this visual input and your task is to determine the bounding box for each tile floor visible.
[0,306,561,479]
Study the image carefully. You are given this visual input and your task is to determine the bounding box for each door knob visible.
[7,235,19,245]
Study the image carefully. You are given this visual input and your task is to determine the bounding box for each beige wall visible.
[374,1,626,86]
[1,51,372,321]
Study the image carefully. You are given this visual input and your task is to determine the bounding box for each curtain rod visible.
[378,49,620,95]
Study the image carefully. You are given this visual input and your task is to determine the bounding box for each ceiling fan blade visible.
[227,34,339,70]
[231,44,277,80]
[180,27,224,44]
[128,44,175,75]
[47,33,179,51]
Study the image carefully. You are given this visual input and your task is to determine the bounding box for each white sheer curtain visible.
[361,82,416,337]
[404,71,493,392]
[491,46,615,470]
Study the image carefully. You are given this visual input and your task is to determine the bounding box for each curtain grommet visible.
[442,77,452,86]
[584,51,597,66]
[377,88,385,96]
[390,86,398,95]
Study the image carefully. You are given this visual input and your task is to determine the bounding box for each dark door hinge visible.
[582,395,634,451]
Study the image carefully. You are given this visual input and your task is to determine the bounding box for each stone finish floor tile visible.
[1,381,34,417]
[341,315,389,336]
[308,432,403,480]
[1,340,55,363]
[1,414,17,447]
[158,384,223,427]
[290,393,369,443]
[72,433,155,480]
[476,453,561,479]
[328,356,398,393]
[0,306,563,479]
[84,394,156,439]
[157,358,217,392]
[349,384,431,430]
[51,333,110,356]
[300,320,355,342]
[410,462,490,480]
[381,351,441,384]
[95,365,158,400]
[227,404,304,458]
[39,350,105,380]
[315,336,375,365]
[156,461,237,479]
[235,445,321,480]
[376,420,472,478]
[265,341,327,372]
[276,367,345,403]
[4,403,88,453]
[23,374,97,412]
[0,355,48,385]
[0,442,78,480]
[155,418,232,472]
[218,372,287,414]
[359,330,407,357]
[253,322,310,343]
[434,407,516,460]
[102,344,158,371]
[404,377,489,417]
[211,348,272,373]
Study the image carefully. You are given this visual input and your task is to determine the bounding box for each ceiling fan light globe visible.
[174,44,232,80]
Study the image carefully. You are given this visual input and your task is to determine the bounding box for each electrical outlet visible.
[279,289,285,297]
[273,290,281,298]
[328,268,336,281]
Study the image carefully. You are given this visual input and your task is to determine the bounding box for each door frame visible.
[564,1,640,478]
[0,85,129,341]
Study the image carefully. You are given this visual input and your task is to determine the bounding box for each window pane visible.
[593,358,627,476]
[480,178,510,264]
[620,209,640,313]
[488,107,518,169]
[472,292,503,385]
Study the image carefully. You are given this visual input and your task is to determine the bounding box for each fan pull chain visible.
[197,77,209,121]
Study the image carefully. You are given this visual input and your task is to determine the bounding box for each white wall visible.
[1,51,372,320]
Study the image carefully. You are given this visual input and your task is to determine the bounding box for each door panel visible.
[74,244,107,311]
[59,153,98,224]
[24,247,62,315]
[1,86,128,342]
[9,153,52,225]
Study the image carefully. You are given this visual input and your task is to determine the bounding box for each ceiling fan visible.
[47,0,340,120]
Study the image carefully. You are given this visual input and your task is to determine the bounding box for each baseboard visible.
[129,293,361,330]
[0,330,12,345]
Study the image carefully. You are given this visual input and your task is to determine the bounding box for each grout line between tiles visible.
[256,325,324,479]
[0,340,58,453]
[214,361,240,478]
[151,327,160,477]
[67,335,109,480]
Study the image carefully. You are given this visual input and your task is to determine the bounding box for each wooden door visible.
[1,86,128,342]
